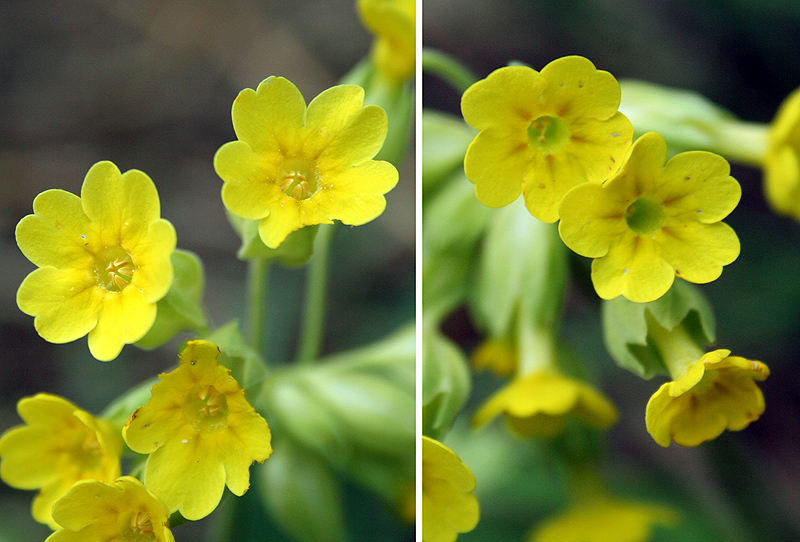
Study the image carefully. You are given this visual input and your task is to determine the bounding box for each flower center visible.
[183,385,229,433]
[94,247,135,292]
[278,156,319,201]
[526,115,570,153]
[625,197,665,235]
[127,510,156,541]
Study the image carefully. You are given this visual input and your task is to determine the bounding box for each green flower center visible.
[526,115,570,153]
[278,156,319,201]
[183,385,229,433]
[94,247,135,292]
[625,197,665,235]
[126,510,156,541]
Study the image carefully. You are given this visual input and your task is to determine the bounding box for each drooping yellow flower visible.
[123,340,272,520]
[529,494,678,542]
[0,393,122,529]
[15,161,176,361]
[559,131,741,303]
[461,56,633,223]
[764,86,800,220]
[646,349,770,447]
[357,0,415,83]
[472,370,618,438]
[470,339,518,378]
[422,436,479,542]
[214,77,398,249]
[45,476,174,542]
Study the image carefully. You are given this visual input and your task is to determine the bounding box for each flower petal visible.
[87,288,155,361]
[464,128,528,208]
[558,182,628,257]
[216,140,281,220]
[461,65,547,131]
[539,56,623,121]
[258,203,303,249]
[655,221,739,284]
[318,104,388,171]
[232,77,306,154]
[303,84,365,154]
[591,235,675,302]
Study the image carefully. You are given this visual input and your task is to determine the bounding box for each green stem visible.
[421,48,479,94]
[246,258,270,356]
[296,223,337,365]
[711,120,769,168]
[646,315,706,380]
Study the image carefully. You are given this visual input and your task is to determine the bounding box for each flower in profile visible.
[422,436,479,542]
[764,86,800,220]
[472,370,618,438]
[357,0,415,83]
[0,393,122,529]
[214,77,398,249]
[45,476,174,542]
[15,161,176,361]
[559,131,741,303]
[123,340,272,520]
[471,339,518,378]
[646,349,770,447]
[461,56,633,223]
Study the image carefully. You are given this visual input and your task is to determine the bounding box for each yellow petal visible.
[303,84,366,154]
[319,104,388,171]
[558,182,628,258]
[216,140,281,220]
[128,219,176,303]
[461,65,547,131]
[464,128,528,208]
[232,77,306,154]
[258,202,303,249]
[87,288,156,361]
[654,221,739,284]
[539,56,623,121]
[764,144,800,217]
[591,235,675,302]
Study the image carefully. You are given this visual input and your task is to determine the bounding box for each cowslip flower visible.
[559,131,741,303]
[461,56,633,223]
[15,161,176,361]
[45,476,174,542]
[646,349,770,447]
[422,436,479,542]
[214,77,398,249]
[0,393,122,529]
[764,86,800,220]
[470,339,518,378]
[123,340,272,520]
[357,0,415,83]
[472,370,618,438]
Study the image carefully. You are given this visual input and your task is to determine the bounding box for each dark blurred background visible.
[424,1,800,541]
[0,0,414,540]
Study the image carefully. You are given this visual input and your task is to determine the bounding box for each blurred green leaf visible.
[206,321,267,395]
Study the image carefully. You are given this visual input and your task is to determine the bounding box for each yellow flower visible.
[559,131,741,303]
[472,371,618,438]
[123,340,272,520]
[45,476,174,542]
[470,339,518,378]
[422,436,479,542]
[214,77,398,249]
[15,161,176,361]
[461,56,633,223]
[358,0,415,83]
[529,495,678,542]
[764,86,800,220]
[646,349,770,447]
[0,393,122,529]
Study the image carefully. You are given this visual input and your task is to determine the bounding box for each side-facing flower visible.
[470,339,518,378]
[559,131,741,303]
[422,436,479,542]
[214,77,398,249]
[764,86,800,220]
[123,340,272,520]
[45,476,174,542]
[357,0,415,83]
[15,161,176,361]
[461,56,633,223]
[646,349,770,447]
[0,393,122,529]
[472,370,618,438]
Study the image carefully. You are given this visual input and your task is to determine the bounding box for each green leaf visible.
[422,325,471,441]
[422,110,476,195]
[136,249,207,350]
[601,280,716,378]
[229,213,319,266]
[100,375,160,430]
[257,439,346,542]
[206,321,267,395]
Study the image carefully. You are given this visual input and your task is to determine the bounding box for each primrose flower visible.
[358,0,415,83]
[472,371,618,438]
[0,393,122,529]
[422,436,479,542]
[123,340,272,520]
[461,56,633,223]
[646,349,770,447]
[764,86,800,220]
[45,476,174,542]
[15,161,176,361]
[471,339,518,378]
[559,131,741,303]
[214,77,398,249]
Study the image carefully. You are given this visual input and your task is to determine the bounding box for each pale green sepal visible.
[422,325,471,441]
[422,110,477,194]
[206,320,267,396]
[228,213,319,266]
[258,439,346,542]
[424,171,493,254]
[601,280,716,378]
[136,249,208,350]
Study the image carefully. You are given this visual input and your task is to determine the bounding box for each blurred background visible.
[0,0,414,540]
[424,0,800,541]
